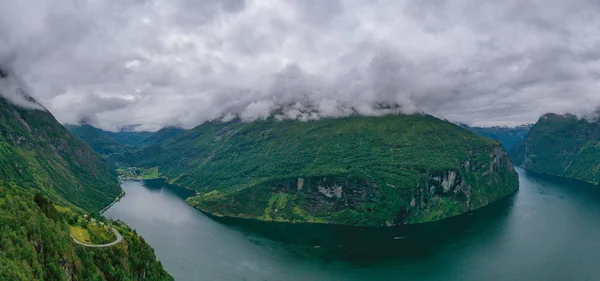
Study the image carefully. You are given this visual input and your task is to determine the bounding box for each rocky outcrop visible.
[268,176,379,210]
[403,146,516,224]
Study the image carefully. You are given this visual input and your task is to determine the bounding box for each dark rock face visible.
[428,171,464,196]
[271,175,381,210]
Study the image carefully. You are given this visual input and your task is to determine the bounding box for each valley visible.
[3,70,600,281]
[105,170,600,281]
[3,2,600,280]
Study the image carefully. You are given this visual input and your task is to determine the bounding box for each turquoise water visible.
[105,169,600,280]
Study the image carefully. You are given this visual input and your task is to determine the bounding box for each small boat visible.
[394,236,409,240]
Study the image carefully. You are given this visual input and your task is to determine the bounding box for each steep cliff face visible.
[408,146,517,223]
[512,113,600,185]
[189,144,517,226]
[131,114,519,227]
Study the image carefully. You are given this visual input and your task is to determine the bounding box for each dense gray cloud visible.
[2,0,600,131]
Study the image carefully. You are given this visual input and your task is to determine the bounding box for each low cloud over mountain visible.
[2,0,600,131]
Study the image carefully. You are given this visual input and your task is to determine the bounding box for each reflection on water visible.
[105,169,600,281]
[211,194,515,264]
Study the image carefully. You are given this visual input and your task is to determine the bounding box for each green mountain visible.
[0,98,120,212]
[65,124,184,157]
[130,114,519,227]
[512,113,600,184]
[460,124,532,150]
[0,71,172,280]
[64,124,132,157]
[140,127,186,147]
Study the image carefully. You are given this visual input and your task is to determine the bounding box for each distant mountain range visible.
[460,124,533,151]
[65,124,185,156]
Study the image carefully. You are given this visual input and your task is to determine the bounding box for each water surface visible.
[105,170,600,281]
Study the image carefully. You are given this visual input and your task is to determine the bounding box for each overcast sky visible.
[2,0,600,131]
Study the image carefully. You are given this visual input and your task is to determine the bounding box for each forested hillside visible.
[0,97,120,212]
[129,115,519,226]
[0,182,173,281]
[0,70,172,280]
[512,113,600,184]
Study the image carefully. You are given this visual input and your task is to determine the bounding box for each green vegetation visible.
[69,214,117,245]
[0,97,120,212]
[87,225,116,244]
[70,226,93,243]
[0,88,172,280]
[64,108,519,227]
[131,114,518,226]
[512,113,600,185]
[116,167,161,180]
[0,184,173,281]
[141,167,159,180]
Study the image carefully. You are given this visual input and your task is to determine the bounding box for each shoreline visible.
[118,169,516,227]
[518,167,600,187]
[188,188,518,229]
[140,175,199,195]
[100,188,126,214]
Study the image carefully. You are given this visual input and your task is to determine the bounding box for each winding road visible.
[72,227,124,248]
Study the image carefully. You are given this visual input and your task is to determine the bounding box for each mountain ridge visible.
[125,114,519,227]
[0,70,173,280]
[0,96,121,212]
[512,113,600,185]
[460,123,533,151]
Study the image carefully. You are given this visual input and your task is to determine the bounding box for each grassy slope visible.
[0,98,120,212]
[70,225,93,243]
[512,113,600,184]
[132,114,518,226]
